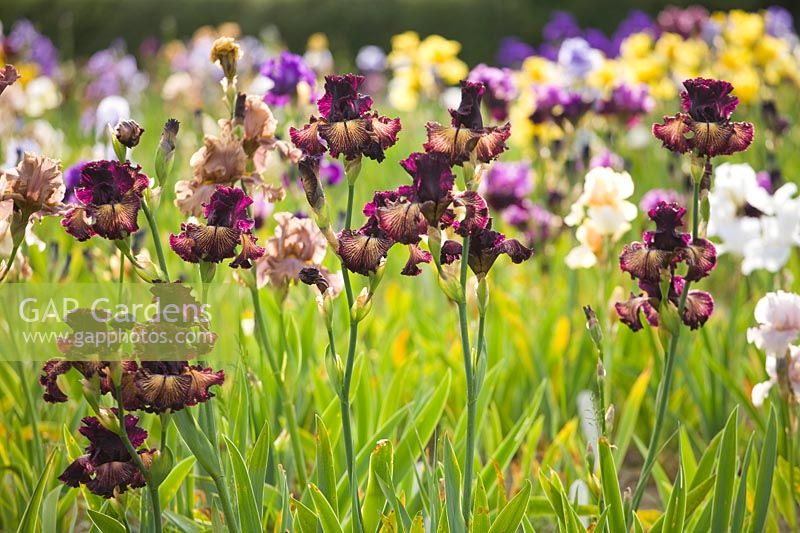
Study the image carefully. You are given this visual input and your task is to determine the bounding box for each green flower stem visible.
[249,285,308,490]
[210,472,239,533]
[0,237,23,282]
[115,387,162,533]
[341,318,364,533]
[777,364,796,511]
[596,345,608,439]
[628,176,702,523]
[344,183,356,235]
[17,362,43,472]
[458,234,477,526]
[340,179,365,532]
[141,198,170,282]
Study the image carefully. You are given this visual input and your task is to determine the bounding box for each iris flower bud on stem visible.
[96,407,120,434]
[583,305,603,351]
[345,156,363,186]
[114,239,161,282]
[109,124,127,163]
[476,276,489,315]
[155,119,179,187]
[211,37,241,92]
[115,119,144,149]
[437,263,464,303]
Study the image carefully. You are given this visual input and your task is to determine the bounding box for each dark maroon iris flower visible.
[424,80,511,165]
[616,275,714,331]
[290,73,401,161]
[170,185,264,268]
[61,160,150,241]
[616,202,716,332]
[337,218,395,276]
[619,201,716,283]
[441,223,532,278]
[652,78,754,157]
[133,361,225,413]
[58,413,154,498]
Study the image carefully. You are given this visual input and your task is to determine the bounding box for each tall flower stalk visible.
[292,73,401,529]
[623,77,753,523]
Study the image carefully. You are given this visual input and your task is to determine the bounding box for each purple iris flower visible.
[261,51,317,106]
[765,7,796,39]
[610,10,659,56]
[639,188,684,214]
[320,158,344,186]
[5,20,60,77]
[496,37,536,69]
[543,11,582,43]
[558,38,603,79]
[479,161,533,211]
[63,160,88,204]
[467,64,517,121]
[597,83,654,125]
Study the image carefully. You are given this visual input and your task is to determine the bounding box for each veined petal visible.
[475,123,511,163]
[337,230,393,275]
[135,369,193,413]
[87,191,142,240]
[58,455,94,487]
[619,241,669,281]
[230,233,264,269]
[86,460,141,498]
[652,114,693,154]
[369,114,402,150]
[681,289,714,329]
[401,244,432,276]
[423,122,481,165]
[184,365,225,405]
[615,292,659,332]
[454,191,490,236]
[726,121,755,155]
[682,238,717,281]
[376,199,427,244]
[289,119,328,156]
[318,118,374,160]
[62,207,96,241]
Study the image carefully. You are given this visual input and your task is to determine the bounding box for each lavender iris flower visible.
[6,19,60,77]
[496,37,536,69]
[558,38,603,80]
[765,7,797,40]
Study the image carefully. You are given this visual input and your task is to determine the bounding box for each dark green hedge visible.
[0,0,793,65]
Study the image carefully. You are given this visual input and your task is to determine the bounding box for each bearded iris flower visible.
[616,275,714,331]
[652,77,754,157]
[58,414,154,498]
[440,223,532,278]
[529,85,592,127]
[61,160,148,242]
[290,73,401,161]
[616,202,716,331]
[261,51,316,106]
[133,361,224,413]
[170,185,265,268]
[337,217,395,276]
[466,64,517,121]
[619,202,716,283]
[424,80,511,165]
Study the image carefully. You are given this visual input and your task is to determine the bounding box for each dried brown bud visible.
[299,266,329,294]
[114,120,144,148]
[298,156,326,214]
[210,37,242,81]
